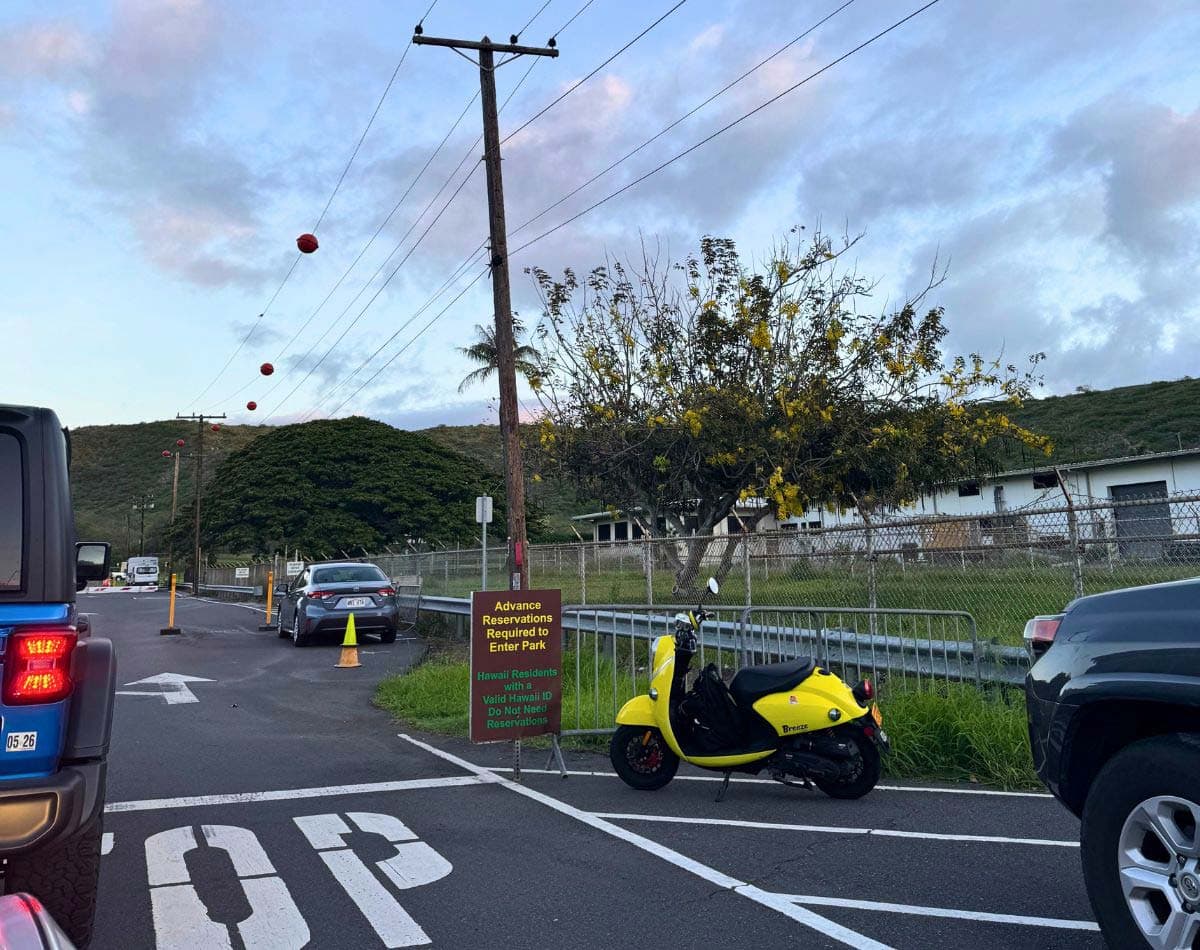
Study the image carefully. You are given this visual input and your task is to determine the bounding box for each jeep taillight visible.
[1023,615,1062,659]
[3,629,77,704]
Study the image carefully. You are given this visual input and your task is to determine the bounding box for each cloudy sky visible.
[2,0,1198,430]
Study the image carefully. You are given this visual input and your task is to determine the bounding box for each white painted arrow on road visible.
[116,674,214,705]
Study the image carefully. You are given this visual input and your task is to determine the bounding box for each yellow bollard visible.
[335,613,361,669]
[258,570,276,631]
[160,573,181,636]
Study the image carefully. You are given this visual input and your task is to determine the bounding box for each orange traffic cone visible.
[336,613,361,669]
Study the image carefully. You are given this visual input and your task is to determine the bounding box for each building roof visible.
[971,445,1200,482]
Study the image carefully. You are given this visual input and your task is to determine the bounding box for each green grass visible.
[376,656,1040,789]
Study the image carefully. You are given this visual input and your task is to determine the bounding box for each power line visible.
[260,164,482,423]
[509,0,943,259]
[509,0,856,241]
[302,245,490,420]
[188,13,434,407]
[216,87,482,410]
[327,268,491,418]
[515,0,555,40]
[502,0,687,145]
[257,54,543,421]
[550,0,595,39]
[324,0,943,418]
[304,251,491,421]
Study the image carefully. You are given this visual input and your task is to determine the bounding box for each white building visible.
[573,447,1200,552]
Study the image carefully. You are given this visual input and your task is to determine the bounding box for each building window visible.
[726,516,743,534]
[808,520,822,530]
[779,523,798,532]
[1032,472,1057,490]
[597,523,611,542]
[614,521,629,541]
[958,481,981,497]
[632,522,644,539]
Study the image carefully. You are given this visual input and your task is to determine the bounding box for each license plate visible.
[870,703,883,726]
[340,596,372,609]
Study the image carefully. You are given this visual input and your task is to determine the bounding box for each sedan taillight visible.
[307,590,336,600]
[3,629,77,704]
[378,587,395,597]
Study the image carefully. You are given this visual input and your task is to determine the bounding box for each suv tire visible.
[5,813,103,948]
[1081,734,1200,949]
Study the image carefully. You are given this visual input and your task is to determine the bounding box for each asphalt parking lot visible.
[83,591,1103,949]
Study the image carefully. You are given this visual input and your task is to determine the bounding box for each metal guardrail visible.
[198,583,263,597]
[414,596,1028,685]
[413,597,1030,737]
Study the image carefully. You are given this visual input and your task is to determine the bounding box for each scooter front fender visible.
[615,695,657,726]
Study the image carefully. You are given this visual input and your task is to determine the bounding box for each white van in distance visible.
[126,556,159,586]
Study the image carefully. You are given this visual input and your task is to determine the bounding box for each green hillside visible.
[67,376,1200,557]
[71,420,266,560]
[997,377,1200,469]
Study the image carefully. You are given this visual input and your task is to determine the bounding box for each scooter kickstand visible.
[715,770,732,803]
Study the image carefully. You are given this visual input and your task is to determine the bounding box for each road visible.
[78,591,1104,950]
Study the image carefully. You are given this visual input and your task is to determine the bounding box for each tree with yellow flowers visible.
[526,230,1051,592]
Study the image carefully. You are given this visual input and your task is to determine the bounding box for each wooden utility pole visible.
[171,449,182,521]
[413,31,558,591]
[176,413,225,595]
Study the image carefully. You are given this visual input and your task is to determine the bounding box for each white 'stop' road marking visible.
[593,812,1079,848]
[399,734,893,950]
[105,775,486,814]
[486,767,1054,798]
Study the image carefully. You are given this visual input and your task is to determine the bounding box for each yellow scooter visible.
[611,579,888,800]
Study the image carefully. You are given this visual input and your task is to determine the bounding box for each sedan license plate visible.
[870,703,883,726]
[340,596,372,609]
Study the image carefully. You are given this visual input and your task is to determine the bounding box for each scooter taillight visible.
[852,678,874,705]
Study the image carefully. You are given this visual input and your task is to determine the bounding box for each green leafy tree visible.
[167,417,505,557]
[527,231,1050,591]
[457,316,542,393]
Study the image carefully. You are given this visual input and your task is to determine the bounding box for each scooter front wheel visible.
[610,725,679,791]
[815,732,881,800]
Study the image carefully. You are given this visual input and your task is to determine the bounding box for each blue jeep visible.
[0,406,116,947]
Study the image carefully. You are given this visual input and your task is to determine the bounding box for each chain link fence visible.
[342,491,1200,645]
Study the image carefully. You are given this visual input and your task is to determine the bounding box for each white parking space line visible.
[777,894,1100,932]
[105,775,489,814]
[593,812,1079,848]
[486,767,1053,799]
[400,735,893,950]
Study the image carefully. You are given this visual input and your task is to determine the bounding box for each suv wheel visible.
[1082,734,1200,949]
[4,813,103,947]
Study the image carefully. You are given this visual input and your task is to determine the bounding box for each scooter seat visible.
[729,658,816,708]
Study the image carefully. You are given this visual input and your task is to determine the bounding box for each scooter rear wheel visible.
[815,732,881,800]
[611,725,679,790]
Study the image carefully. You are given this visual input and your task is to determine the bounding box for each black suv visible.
[0,406,116,947]
[1025,577,1200,949]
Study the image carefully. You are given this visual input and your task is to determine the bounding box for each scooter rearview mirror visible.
[707,577,719,595]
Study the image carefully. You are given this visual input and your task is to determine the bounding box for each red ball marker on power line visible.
[260,362,274,376]
[162,450,172,458]
[296,233,319,254]
[246,401,257,411]
[211,424,221,432]
[176,439,185,447]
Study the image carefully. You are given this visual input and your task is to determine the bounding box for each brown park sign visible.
[469,589,562,743]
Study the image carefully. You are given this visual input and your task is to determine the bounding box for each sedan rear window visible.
[311,565,388,585]
[0,433,22,591]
